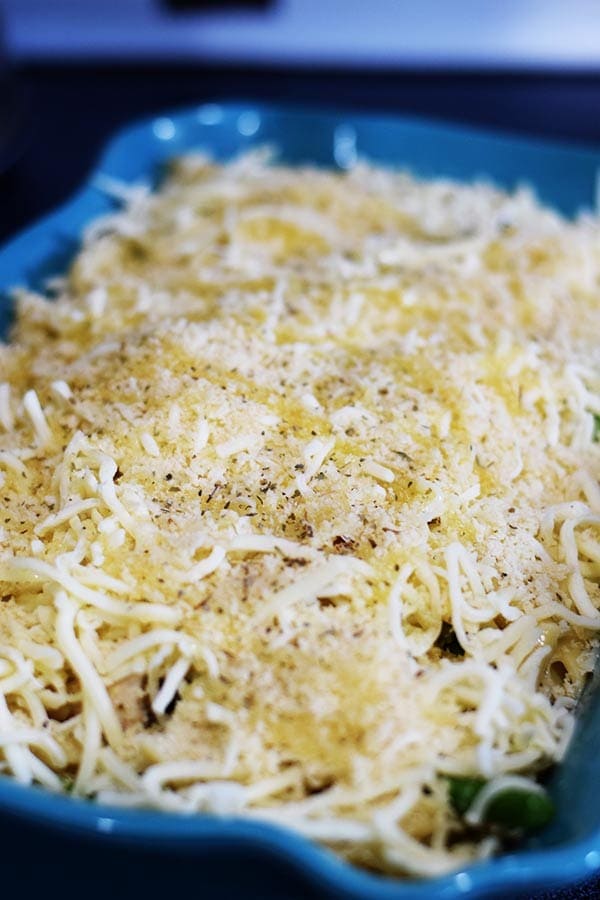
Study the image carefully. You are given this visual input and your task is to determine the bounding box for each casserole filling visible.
[0,152,599,874]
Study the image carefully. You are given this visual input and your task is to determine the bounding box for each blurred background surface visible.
[3,0,600,245]
[1,5,600,898]
[4,0,600,68]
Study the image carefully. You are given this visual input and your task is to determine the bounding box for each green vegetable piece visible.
[448,776,486,815]
[60,773,75,792]
[485,788,554,832]
[594,414,600,443]
[447,778,554,832]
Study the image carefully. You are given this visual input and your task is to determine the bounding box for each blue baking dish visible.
[1,102,600,899]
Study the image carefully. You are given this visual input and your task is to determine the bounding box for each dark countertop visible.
[1,63,600,900]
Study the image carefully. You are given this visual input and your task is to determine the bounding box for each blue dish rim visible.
[1,101,600,898]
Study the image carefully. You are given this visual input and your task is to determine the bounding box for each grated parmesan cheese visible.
[0,383,14,431]
[22,390,52,448]
[140,432,160,458]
